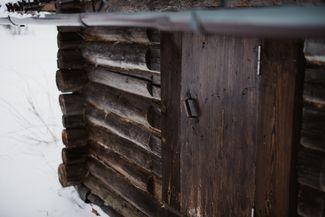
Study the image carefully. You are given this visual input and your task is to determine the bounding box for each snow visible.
[0,19,109,217]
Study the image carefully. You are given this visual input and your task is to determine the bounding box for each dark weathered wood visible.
[83,175,147,217]
[59,93,84,116]
[85,105,161,156]
[58,163,86,187]
[298,148,325,192]
[85,0,219,12]
[57,49,85,69]
[76,184,91,203]
[88,141,162,200]
[304,68,325,108]
[304,39,325,66]
[82,27,159,45]
[62,128,88,147]
[87,67,160,100]
[301,107,325,152]
[61,147,87,165]
[180,34,258,217]
[82,42,159,72]
[255,40,304,217]
[57,26,83,33]
[87,123,162,177]
[57,31,83,50]
[87,158,161,217]
[62,114,85,128]
[56,69,88,92]
[161,32,182,211]
[297,186,325,217]
[83,82,161,130]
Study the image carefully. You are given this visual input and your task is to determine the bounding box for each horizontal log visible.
[57,49,85,69]
[304,39,325,66]
[82,27,160,44]
[88,141,162,200]
[88,65,161,86]
[301,107,325,152]
[297,148,325,192]
[298,186,325,217]
[62,128,88,147]
[88,193,125,217]
[86,105,161,156]
[305,68,325,83]
[87,123,162,177]
[57,26,83,33]
[87,158,161,217]
[59,93,84,115]
[56,69,88,92]
[83,0,218,12]
[83,82,161,130]
[58,163,86,187]
[57,32,83,50]
[304,80,325,108]
[62,114,85,128]
[83,175,146,217]
[82,42,160,72]
[62,147,87,165]
[87,67,160,100]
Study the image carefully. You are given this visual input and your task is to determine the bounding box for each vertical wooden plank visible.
[161,32,182,211]
[254,40,304,217]
[180,34,259,217]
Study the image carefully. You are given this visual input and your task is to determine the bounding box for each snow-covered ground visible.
[0,21,108,217]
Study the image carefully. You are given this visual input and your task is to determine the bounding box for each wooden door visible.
[161,34,304,217]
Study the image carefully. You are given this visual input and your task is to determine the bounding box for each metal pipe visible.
[0,6,325,37]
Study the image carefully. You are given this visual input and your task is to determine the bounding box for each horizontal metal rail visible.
[0,6,325,37]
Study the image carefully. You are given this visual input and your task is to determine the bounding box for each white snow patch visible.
[0,24,109,217]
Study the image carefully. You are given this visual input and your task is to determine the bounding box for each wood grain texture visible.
[255,40,304,217]
[298,186,325,217]
[180,34,258,217]
[82,42,159,72]
[83,82,161,130]
[85,104,161,156]
[87,157,161,217]
[87,67,160,100]
[62,114,85,129]
[88,140,162,200]
[161,32,182,212]
[83,176,146,217]
[83,27,159,45]
[56,69,88,92]
[87,122,162,177]
[304,40,325,67]
[301,106,325,153]
[298,148,325,192]
[59,93,84,116]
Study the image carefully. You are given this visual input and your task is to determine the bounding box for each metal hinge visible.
[251,207,255,217]
[257,45,262,75]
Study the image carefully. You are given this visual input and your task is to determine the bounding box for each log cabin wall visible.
[298,40,325,217]
[55,1,325,217]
